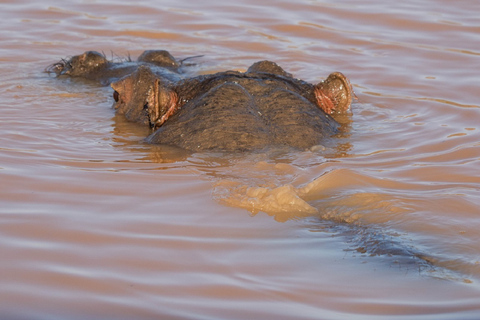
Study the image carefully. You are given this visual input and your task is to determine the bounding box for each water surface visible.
[1,1,480,319]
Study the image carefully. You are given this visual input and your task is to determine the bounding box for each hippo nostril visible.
[113,90,119,102]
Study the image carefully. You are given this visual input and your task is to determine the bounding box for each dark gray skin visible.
[48,50,353,152]
[46,50,184,85]
[111,60,354,152]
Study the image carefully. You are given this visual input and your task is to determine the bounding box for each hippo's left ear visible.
[314,72,354,115]
[146,79,179,130]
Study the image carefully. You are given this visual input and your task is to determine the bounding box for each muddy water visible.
[1,0,480,319]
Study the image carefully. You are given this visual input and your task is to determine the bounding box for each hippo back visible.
[146,76,339,152]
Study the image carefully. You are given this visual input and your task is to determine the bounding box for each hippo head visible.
[46,51,109,77]
[111,65,178,128]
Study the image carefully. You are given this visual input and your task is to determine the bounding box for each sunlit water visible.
[1,1,480,319]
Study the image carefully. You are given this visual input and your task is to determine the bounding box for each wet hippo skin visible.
[46,50,183,85]
[112,60,353,152]
[49,50,354,152]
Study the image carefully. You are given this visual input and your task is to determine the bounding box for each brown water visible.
[1,1,480,319]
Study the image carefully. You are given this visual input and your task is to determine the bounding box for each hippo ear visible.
[314,72,354,115]
[146,79,179,129]
[146,79,161,127]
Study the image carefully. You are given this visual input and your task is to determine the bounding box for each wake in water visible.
[212,163,473,282]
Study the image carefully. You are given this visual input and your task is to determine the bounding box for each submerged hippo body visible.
[146,69,343,151]
[49,50,353,152]
[111,60,353,152]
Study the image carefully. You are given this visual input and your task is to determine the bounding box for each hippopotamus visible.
[46,50,186,85]
[48,50,354,152]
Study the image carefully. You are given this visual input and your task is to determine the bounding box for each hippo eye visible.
[113,90,119,102]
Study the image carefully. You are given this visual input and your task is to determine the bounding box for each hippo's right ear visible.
[314,72,354,115]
